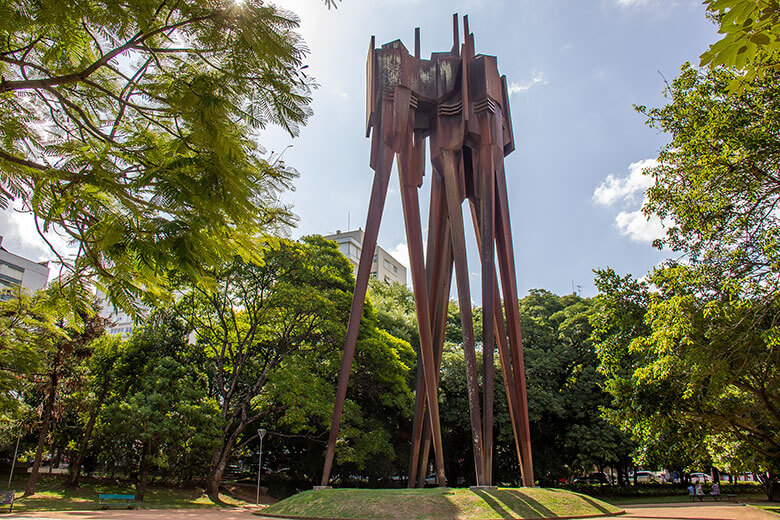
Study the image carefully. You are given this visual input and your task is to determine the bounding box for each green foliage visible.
[700,0,780,88]
[368,279,419,348]
[638,63,780,288]
[596,60,780,497]
[438,291,631,486]
[0,0,315,311]
[96,311,220,484]
[177,235,415,493]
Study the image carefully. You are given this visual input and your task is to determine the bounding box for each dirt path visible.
[5,507,259,520]
[620,502,778,520]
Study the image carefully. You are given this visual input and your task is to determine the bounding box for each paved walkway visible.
[5,507,259,520]
[5,502,778,520]
[619,502,777,520]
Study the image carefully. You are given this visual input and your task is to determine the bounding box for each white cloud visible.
[389,242,410,271]
[616,0,650,5]
[614,209,665,243]
[508,71,547,96]
[0,206,74,263]
[594,158,668,244]
[593,158,657,207]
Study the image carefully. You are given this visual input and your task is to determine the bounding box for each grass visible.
[750,504,780,517]
[2,474,248,513]
[260,487,622,519]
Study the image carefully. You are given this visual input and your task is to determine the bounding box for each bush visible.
[558,482,761,497]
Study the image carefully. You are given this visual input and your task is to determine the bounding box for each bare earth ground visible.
[5,502,778,520]
[620,502,778,520]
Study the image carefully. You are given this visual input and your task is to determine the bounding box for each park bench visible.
[1,490,14,513]
[98,493,137,509]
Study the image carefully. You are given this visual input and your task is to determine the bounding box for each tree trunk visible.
[67,391,105,488]
[205,447,230,503]
[760,472,779,502]
[711,466,720,484]
[136,443,151,501]
[25,365,60,497]
[205,425,245,504]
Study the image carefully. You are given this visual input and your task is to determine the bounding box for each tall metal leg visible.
[468,197,525,477]
[440,149,485,486]
[398,130,447,488]
[409,167,448,488]
[320,141,394,486]
[477,130,497,486]
[415,235,453,488]
[494,161,534,486]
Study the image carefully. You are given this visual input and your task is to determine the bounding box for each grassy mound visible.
[259,487,622,520]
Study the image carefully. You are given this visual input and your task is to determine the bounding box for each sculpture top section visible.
[366,14,515,157]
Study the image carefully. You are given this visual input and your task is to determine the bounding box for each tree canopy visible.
[594,63,780,499]
[0,0,313,310]
[701,0,780,86]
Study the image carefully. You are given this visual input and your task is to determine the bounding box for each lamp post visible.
[256,429,267,505]
[7,432,20,487]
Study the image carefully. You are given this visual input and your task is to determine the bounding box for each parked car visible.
[690,472,712,482]
[574,472,612,484]
[628,470,658,483]
[424,473,447,486]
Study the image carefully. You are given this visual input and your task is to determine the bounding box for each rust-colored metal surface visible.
[321,14,534,488]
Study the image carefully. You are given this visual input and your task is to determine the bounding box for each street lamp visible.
[256,429,267,505]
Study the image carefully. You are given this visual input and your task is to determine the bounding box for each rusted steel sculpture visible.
[321,15,534,488]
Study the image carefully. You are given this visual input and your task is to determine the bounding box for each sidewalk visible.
[619,501,778,520]
[4,507,260,520]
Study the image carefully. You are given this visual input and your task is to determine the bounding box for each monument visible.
[321,15,534,489]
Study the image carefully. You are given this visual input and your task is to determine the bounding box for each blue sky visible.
[261,0,718,298]
[0,0,719,299]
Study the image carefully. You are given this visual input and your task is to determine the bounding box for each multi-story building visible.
[0,236,50,299]
[97,292,137,338]
[323,229,407,285]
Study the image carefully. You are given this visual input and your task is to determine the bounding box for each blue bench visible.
[98,493,137,509]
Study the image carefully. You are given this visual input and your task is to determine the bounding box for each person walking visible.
[688,483,696,501]
[695,481,704,501]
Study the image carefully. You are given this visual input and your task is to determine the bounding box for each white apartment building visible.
[97,293,137,338]
[323,229,407,285]
[0,236,50,299]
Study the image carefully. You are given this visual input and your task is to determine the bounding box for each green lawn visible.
[751,504,780,517]
[260,487,622,520]
[3,474,247,513]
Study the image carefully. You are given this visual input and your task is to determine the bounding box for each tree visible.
[0,0,315,311]
[179,235,356,501]
[436,291,631,486]
[96,311,219,499]
[66,334,122,487]
[591,269,710,482]
[0,284,108,496]
[593,65,780,499]
[700,0,780,86]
